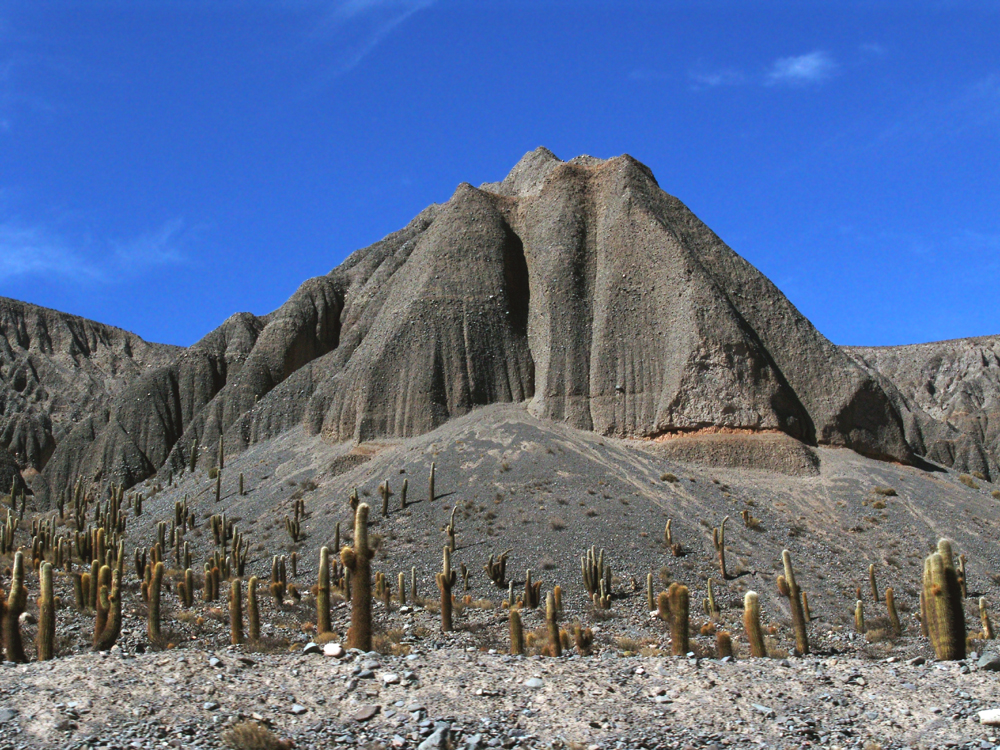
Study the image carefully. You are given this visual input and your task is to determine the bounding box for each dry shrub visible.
[991,490,1000,500]
[959,474,980,489]
[764,636,789,659]
[661,473,678,483]
[700,622,717,636]
[373,628,410,656]
[548,517,566,531]
[872,486,896,497]
[972,471,987,481]
[222,722,287,750]
[871,499,887,510]
[614,636,642,654]
[314,631,340,644]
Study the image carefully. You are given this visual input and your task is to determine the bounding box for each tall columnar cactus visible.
[148,561,164,641]
[886,587,902,637]
[400,478,408,509]
[855,600,865,634]
[429,462,435,503]
[713,517,729,579]
[958,554,968,599]
[94,570,121,651]
[94,565,112,644]
[341,503,373,651]
[218,435,225,471]
[436,546,456,632]
[317,547,331,634]
[922,540,966,660]
[743,591,766,658]
[215,470,222,503]
[230,578,243,646]
[716,630,733,659]
[646,573,654,612]
[776,550,809,655]
[545,591,561,657]
[509,608,524,655]
[37,562,55,660]
[446,507,457,552]
[667,582,689,656]
[657,591,670,622]
[248,576,260,641]
[410,566,417,601]
[574,625,594,656]
[3,551,27,662]
[485,550,511,587]
[189,437,198,473]
[706,577,719,619]
[523,569,542,609]
[239,473,244,496]
[802,591,812,622]
[380,481,390,518]
[980,597,994,640]
[398,572,406,605]
[869,563,879,602]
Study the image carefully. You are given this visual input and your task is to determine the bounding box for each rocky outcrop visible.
[32,149,927,502]
[848,337,1000,479]
[0,297,178,475]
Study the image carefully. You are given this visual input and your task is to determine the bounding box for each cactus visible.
[148,561,164,641]
[509,608,524,655]
[743,591,766,658]
[573,624,594,656]
[886,587,902,637]
[183,568,194,607]
[523,569,542,609]
[410,566,417,601]
[446,506,457,551]
[706,577,719,619]
[713,516,729,579]
[94,565,112,643]
[218,435,225,471]
[72,573,85,610]
[581,547,611,602]
[436,547,456,632]
[189,437,198,473]
[667,582,689,655]
[341,503,374,651]
[545,591,562,657]
[3,551,27,662]
[248,576,260,641]
[980,597,994,640]
[239,473,244,496]
[958,554,968,599]
[922,541,966,660]
[869,563,878,602]
[285,516,301,543]
[230,578,244,645]
[657,591,670,622]
[215,470,222,503]
[429,462,435,502]
[317,547,331,634]
[485,550,511,587]
[646,573,654,612]
[802,590,812,622]
[461,563,469,592]
[716,630,733,659]
[776,550,809,655]
[380,481,390,518]
[94,570,121,651]
[398,572,406,605]
[855,600,865,634]
[664,519,672,547]
[37,562,55,660]
[401,478,408,509]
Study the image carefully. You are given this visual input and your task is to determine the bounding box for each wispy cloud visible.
[0,218,189,284]
[766,51,837,86]
[688,67,746,90]
[313,0,435,76]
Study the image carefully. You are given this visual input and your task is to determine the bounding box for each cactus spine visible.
[922,540,966,660]
[436,546,456,632]
[743,591,766,658]
[341,503,373,651]
[37,562,55,660]
[667,582,689,655]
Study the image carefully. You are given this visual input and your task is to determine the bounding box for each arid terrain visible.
[2,151,1000,749]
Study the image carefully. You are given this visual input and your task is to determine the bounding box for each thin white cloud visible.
[767,51,837,86]
[314,0,435,75]
[0,218,188,284]
[688,68,746,90]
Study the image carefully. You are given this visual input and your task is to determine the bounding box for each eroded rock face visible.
[848,337,1000,480]
[32,149,937,502]
[0,297,178,474]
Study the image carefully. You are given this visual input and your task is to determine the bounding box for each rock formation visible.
[22,148,1000,502]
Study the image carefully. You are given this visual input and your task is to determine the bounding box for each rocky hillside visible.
[33,148,940,503]
[848,337,1000,481]
[0,297,177,484]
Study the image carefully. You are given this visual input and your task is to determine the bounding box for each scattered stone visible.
[977,653,1000,671]
[324,643,345,658]
[202,702,219,712]
[524,678,543,688]
[303,642,322,655]
[290,704,307,715]
[354,705,381,722]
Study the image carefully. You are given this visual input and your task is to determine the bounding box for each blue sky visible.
[0,1,997,347]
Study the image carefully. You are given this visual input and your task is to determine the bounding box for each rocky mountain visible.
[18,149,1000,502]
[847,336,1000,480]
[0,297,178,491]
